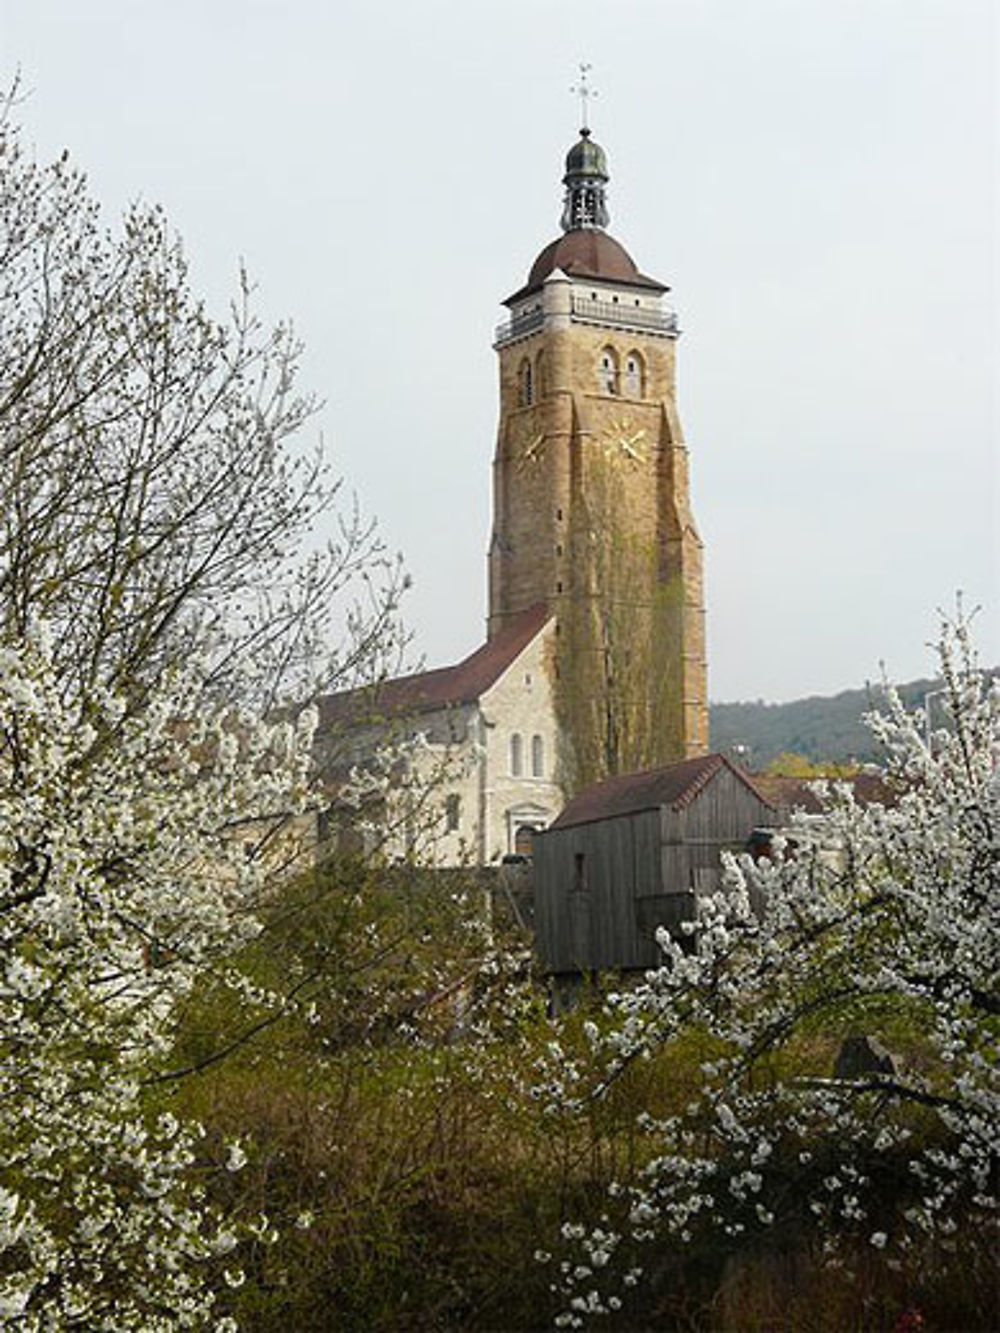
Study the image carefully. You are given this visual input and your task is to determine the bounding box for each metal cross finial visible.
[570,62,597,131]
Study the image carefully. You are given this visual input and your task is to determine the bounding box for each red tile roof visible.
[744,773,824,815]
[550,753,775,829]
[748,771,897,814]
[317,603,551,730]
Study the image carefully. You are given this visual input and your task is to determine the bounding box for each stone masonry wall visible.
[489,300,708,762]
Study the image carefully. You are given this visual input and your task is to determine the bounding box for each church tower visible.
[488,120,708,790]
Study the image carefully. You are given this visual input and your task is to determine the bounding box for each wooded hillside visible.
[709,676,943,768]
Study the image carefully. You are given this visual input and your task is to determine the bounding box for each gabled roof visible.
[550,752,775,830]
[317,603,550,730]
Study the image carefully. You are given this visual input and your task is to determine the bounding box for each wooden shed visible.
[533,753,777,977]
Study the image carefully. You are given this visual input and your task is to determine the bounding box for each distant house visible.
[533,753,777,977]
[741,769,897,864]
[313,604,563,865]
[748,770,896,820]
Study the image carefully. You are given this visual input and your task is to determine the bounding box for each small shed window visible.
[517,358,533,407]
[624,351,644,398]
[598,346,619,396]
[510,732,523,776]
[531,734,544,777]
[573,852,586,893]
[445,793,460,832]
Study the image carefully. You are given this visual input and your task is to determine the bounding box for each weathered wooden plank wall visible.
[534,769,777,975]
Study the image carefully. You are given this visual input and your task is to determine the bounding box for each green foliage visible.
[554,447,685,793]
[165,863,590,1330]
[162,878,996,1331]
[764,751,860,778]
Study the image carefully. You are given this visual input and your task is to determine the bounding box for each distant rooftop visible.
[748,771,897,814]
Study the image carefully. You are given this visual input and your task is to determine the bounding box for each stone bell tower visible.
[488,120,708,790]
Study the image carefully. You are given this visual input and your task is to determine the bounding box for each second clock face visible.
[599,415,648,465]
[508,420,548,472]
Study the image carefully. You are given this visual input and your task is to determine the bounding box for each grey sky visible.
[2,0,996,701]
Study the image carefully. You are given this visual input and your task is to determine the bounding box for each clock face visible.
[599,416,648,466]
[508,420,548,472]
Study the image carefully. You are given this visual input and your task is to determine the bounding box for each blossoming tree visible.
[0,633,318,1327]
[552,613,998,1326]
[0,97,406,712]
[0,100,404,1328]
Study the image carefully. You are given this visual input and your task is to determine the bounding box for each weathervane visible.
[570,62,597,131]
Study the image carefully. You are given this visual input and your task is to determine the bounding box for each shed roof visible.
[550,752,775,830]
[317,603,550,731]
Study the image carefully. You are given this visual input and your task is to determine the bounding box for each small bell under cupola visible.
[560,128,610,232]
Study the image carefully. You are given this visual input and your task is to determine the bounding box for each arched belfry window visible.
[517,358,533,407]
[535,349,548,399]
[624,351,645,398]
[598,346,619,396]
[510,732,523,776]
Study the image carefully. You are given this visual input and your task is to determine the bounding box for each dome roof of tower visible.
[564,130,608,181]
[504,230,668,306]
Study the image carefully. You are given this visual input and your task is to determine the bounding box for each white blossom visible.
[225,1144,248,1173]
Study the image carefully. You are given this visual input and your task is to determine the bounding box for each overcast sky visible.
[2,0,996,701]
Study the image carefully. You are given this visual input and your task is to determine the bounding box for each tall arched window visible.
[535,349,548,399]
[517,358,533,407]
[531,734,544,777]
[510,732,523,776]
[598,346,619,396]
[445,793,460,832]
[624,350,645,398]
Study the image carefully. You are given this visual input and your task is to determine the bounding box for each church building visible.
[315,116,708,863]
[315,604,562,866]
